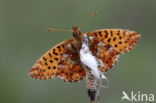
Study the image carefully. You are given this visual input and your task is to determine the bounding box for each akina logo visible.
[121,91,155,102]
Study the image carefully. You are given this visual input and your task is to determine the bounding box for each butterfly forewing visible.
[29,39,71,80]
[88,29,141,72]
[87,29,141,53]
[29,38,86,82]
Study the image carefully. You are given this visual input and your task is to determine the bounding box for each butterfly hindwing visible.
[90,38,120,72]
[97,42,120,72]
[87,29,141,53]
[57,49,86,82]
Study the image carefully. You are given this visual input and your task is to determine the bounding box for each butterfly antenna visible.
[47,28,72,32]
[79,11,98,29]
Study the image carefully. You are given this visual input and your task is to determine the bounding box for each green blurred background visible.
[0,0,156,103]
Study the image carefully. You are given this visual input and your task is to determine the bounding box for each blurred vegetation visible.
[0,0,156,103]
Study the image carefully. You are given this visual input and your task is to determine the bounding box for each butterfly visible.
[29,26,141,82]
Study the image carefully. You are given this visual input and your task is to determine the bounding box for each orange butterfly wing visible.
[57,51,85,82]
[87,29,141,53]
[89,38,120,72]
[29,38,85,82]
[87,29,141,72]
[30,29,141,80]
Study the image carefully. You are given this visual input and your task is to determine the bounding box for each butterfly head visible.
[72,26,83,41]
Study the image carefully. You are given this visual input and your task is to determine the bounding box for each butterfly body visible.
[29,26,140,83]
